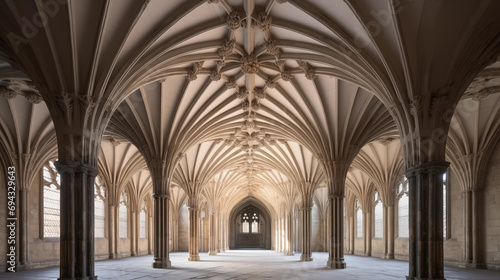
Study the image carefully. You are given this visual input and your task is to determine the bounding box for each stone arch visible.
[229,198,272,249]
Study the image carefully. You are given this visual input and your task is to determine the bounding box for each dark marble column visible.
[55,160,98,280]
[406,161,448,280]
[327,194,346,269]
[152,193,171,268]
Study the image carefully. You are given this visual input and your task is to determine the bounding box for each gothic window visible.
[374,191,383,238]
[43,161,60,238]
[242,213,250,233]
[356,200,363,238]
[397,177,409,238]
[251,213,259,233]
[443,171,449,239]
[119,189,128,238]
[140,200,147,239]
[94,176,106,238]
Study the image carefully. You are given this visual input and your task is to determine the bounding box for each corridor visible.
[1,251,500,280]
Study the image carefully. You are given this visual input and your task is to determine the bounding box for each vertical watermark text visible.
[6,166,16,272]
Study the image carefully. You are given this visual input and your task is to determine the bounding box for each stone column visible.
[327,193,346,269]
[209,213,217,255]
[364,211,371,256]
[386,205,395,259]
[300,206,312,261]
[285,213,294,255]
[463,189,486,268]
[17,188,30,270]
[108,204,118,259]
[188,206,200,261]
[148,213,153,255]
[406,161,449,280]
[55,160,99,280]
[152,193,171,268]
[349,215,355,254]
[131,210,137,256]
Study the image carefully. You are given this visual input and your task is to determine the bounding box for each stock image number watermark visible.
[7,166,16,272]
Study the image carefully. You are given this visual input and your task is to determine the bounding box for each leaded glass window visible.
[94,176,106,238]
[119,189,128,238]
[242,213,249,233]
[356,200,363,238]
[397,177,409,238]
[251,213,259,233]
[374,192,383,238]
[43,161,60,238]
[140,201,147,239]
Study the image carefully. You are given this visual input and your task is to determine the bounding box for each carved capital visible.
[404,161,449,178]
[254,12,271,32]
[218,39,235,58]
[280,70,292,81]
[54,160,99,177]
[227,11,242,30]
[253,88,266,99]
[236,87,248,99]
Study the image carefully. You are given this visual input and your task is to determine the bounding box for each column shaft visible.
[188,207,200,261]
[300,207,312,261]
[406,161,448,280]
[18,189,30,270]
[327,195,346,269]
[286,214,294,255]
[152,194,171,268]
[55,160,98,280]
[387,205,395,259]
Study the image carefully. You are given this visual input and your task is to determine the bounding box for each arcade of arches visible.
[0,1,500,279]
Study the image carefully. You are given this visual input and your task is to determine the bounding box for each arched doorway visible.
[229,199,271,249]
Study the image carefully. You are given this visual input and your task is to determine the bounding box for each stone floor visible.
[2,250,500,280]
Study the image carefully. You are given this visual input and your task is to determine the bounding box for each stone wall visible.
[484,141,500,269]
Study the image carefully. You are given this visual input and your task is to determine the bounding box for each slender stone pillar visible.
[327,193,346,269]
[17,188,30,270]
[148,213,153,254]
[188,207,200,261]
[285,214,294,255]
[364,211,371,256]
[55,160,98,280]
[209,213,217,255]
[300,206,312,261]
[152,193,171,268]
[108,204,118,259]
[406,161,449,280]
[349,215,354,254]
[386,205,395,259]
[462,189,486,268]
[131,211,137,256]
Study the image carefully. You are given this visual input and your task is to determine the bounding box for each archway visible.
[229,199,271,249]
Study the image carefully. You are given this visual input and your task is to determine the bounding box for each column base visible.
[108,253,118,259]
[16,262,33,271]
[326,258,346,269]
[209,250,218,255]
[285,251,294,256]
[364,252,371,257]
[406,277,445,280]
[58,277,98,280]
[300,254,312,261]
[384,253,394,259]
[459,261,487,269]
[152,258,171,268]
[188,254,200,261]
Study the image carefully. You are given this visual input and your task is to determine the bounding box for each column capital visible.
[153,193,170,199]
[54,160,99,176]
[404,161,449,178]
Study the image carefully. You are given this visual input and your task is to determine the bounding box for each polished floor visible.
[2,250,500,280]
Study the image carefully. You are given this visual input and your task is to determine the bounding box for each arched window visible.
[397,177,409,238]
[251,213,259,233]
[119,189,128,238]
[374,191,383,238]
[356,200,363,238]
[43,161,60,238]
[242,213,249,233]
[94,176,106,238]
[140,200,147,239]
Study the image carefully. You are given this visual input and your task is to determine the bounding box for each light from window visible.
[397,178,409,238]
[242,213,249,233]
[251,213,259,233]
[374,196,383,238]
[356,201,363,238]
[443,172,447,238]
[43,161,60,238]
[94,177,105,238]
[140,209,146,239]
[119,190,128,238]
